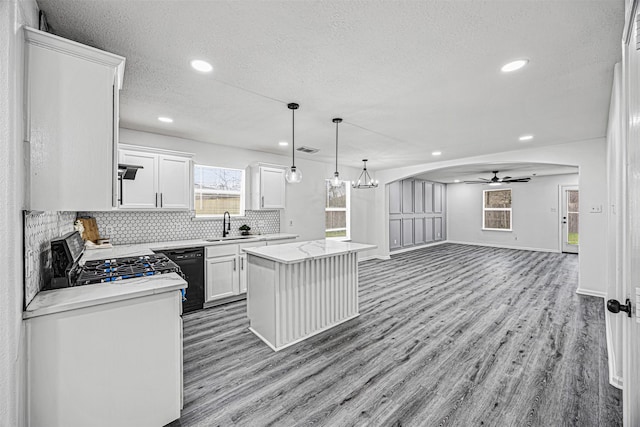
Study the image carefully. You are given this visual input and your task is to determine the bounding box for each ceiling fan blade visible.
[502,178,531,183]
[501,176,512,180]
[478,178,490,181]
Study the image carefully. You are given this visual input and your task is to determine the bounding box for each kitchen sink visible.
[205,236,256,242]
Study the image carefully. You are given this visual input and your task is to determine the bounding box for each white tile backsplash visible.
[23,211,77,307]
[77,210,280,245]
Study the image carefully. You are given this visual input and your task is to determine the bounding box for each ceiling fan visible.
[464,171,531,185]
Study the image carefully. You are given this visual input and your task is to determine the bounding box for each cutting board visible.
[78,217,100,243]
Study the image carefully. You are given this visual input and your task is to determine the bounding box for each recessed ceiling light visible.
[278,141,288,146]
[432,151,442,156]
[519,134,534,141]
[454,179,460,183]
[158,116,173,123]
[190,59,213,73]
[501,59,529,73]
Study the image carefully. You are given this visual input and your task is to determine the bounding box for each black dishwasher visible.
[161,247,204,313]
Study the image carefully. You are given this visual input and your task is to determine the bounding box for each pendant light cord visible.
[335,121,339,173]
[292,107,296,168]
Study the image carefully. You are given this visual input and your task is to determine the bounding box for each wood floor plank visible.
[170,244,622,427]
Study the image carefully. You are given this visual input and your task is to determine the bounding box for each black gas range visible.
[50,231,182,289]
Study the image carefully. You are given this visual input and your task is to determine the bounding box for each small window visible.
[483,189,512,231]
[325,180,350,240]
[194,165,245,217]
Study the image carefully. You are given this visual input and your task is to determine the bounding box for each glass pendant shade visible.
[329,118,343,187]
[330,171,342,187]
[285,103,302,184]
[285,166,303,183]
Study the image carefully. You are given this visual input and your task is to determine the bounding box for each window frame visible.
[482,188,512,231]
[325,180,351,241]
[193,164,246,218]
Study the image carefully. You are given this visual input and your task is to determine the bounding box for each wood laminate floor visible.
[171,243,622,426]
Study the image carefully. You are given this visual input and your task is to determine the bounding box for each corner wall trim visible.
[445,240,560,254]
[575,288,607,298]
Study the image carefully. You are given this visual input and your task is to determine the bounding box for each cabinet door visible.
[260,167,286,209]
[205,256,239,302]
[119,150,158,209]
[424,183,434,213]
[414,180,424,213]
[402,179,414,213]
[159,155,192,209]
[433,183,443,213]
[27,32,121,212]
[239,254,248,293]
[402,218,414,247]
[389,181,402,214]
[389,219,401,250]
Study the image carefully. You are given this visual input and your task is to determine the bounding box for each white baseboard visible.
[575,288,607,298]
[389,240,448,255]
[445,240,561,253]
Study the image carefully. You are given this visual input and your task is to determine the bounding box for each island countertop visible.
[243,239,376,264]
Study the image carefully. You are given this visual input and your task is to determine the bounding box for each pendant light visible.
[352,159,378,189]
[329,118,343,187]
[285,103,303,183]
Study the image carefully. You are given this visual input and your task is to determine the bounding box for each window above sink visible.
[194,165,246,218]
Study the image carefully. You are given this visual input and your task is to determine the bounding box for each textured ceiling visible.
[37,0,623,170]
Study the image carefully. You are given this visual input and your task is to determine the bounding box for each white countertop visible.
[243,239,376,264]
[25,233,298,319]
[81,233,298,262]
[24,273,186,319]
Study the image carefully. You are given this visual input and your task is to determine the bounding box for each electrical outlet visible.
[105,225,114,237]
[289,220,293,227]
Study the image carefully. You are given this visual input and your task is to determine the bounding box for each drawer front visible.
[206,245,238,258]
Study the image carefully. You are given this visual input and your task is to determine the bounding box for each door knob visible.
[607,299,632,317]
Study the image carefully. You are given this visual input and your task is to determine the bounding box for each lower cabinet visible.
[205,238,294,305]
[25,291,182,427]
[205,254,239,301]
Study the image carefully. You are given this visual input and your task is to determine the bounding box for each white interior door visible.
[561,186,579,254]
[623,6,640,424]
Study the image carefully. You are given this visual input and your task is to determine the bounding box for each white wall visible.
[1,1,38,426]
[370,138,608,296]
[119,128,377,255]
[447,174,579,252]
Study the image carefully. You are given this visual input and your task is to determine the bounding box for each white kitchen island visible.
[243,239,375,351]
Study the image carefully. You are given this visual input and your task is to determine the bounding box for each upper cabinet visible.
[118,145,193,210]
[24,27,125,211]
[249,164,286,209]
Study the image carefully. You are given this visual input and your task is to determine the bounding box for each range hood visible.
[118,164,144,180]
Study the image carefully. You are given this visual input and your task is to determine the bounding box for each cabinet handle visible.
[261,196,264,208]
[233,258,237,271]
[155,193,158,208]
[161,193,163,208]
[241,257,244,270]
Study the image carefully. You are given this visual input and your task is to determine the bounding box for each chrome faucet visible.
[223,211,231,237]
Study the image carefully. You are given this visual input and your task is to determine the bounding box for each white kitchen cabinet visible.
[24,27,125,211]
[249,164,286,209]
[118,144,193,210]
[206,255,238,301]
[25,291,182,427]
[204,240,267,305]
